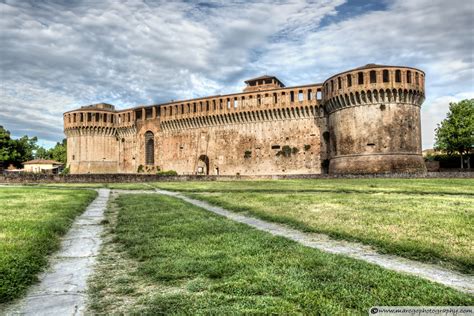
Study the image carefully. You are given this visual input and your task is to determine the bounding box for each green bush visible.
[157,170,178,176]
[60,166,70,175]
[277,145,298,157]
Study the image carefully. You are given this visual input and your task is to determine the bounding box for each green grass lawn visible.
[150,179,474,273]
[0,187,97,303]
[88,194,472,314]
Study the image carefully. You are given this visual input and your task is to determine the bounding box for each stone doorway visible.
[197,155,209,175]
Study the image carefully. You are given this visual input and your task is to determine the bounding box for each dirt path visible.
[154,189,474,295]
[4,189,110,316]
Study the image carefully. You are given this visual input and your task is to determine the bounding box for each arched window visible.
[370,70,376,83]
[395,70,401,82]
[347,74,352,87]
[145,131,154,165]
[358,72,364,85]
[383,70,389,82]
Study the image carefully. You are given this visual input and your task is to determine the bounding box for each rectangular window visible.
[307,89,312,100]
[290,91,295,102]
[298,91,304,101]
[395,70,401,82]
[358,72,364,85]
[370,70,377,83]
[383,70,389,82]
[347,74,352,87]
[234,98,238,108]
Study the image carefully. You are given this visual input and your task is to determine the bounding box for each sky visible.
[0,0,473,149]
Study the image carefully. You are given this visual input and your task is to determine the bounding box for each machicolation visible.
[64,64,426,175]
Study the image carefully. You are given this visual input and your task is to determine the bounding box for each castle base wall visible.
[159,118,324,176]
[329,153,426,174]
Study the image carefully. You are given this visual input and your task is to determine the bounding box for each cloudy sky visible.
[0,0,473,149]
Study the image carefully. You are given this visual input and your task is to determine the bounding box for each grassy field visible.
[0,187,97,303]
[88,194,472,314]
[149,179,474,273]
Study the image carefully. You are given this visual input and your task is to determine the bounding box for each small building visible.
[23,159,64,174]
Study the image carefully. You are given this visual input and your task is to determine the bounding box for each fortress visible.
[63,64,426,175]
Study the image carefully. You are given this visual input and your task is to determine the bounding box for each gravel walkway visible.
[4,189,110,316]
[155,189,474,295]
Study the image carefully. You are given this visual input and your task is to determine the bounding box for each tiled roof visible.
[23,159,63,165]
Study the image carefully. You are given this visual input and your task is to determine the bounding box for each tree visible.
[434,99,474,169]
[0,126,20,168]
[34,147,51,160]
[14,135,38,165]
[0,126,39,168]
[48,139,67,164]
[33,139,67,164]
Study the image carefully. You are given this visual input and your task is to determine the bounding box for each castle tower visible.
[323,64,426,174]
[63,103,119,173]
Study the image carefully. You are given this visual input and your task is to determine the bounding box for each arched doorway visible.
[144,131,154,165]
[197,154,209,175]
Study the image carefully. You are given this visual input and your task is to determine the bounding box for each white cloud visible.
[0,0,472,150]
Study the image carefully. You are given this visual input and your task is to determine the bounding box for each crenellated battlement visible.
[323,64,425,114]
[63,64,426,175]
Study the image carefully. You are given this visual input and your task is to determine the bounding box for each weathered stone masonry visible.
[63,64,426,175]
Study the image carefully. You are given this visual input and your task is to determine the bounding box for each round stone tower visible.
[63,103,118,174]
[323,64,426,174]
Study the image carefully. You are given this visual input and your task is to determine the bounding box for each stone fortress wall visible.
[63,64,425,175]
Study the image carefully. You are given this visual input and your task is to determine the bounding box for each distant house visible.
[23,159,64,174]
